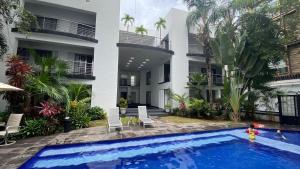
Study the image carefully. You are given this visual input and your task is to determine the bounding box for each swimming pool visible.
[19,128,300,169]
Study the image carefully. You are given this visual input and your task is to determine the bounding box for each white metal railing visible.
[64,60,94,76]
[188,44,203,54]
[119,31,171,50]
[35,16,95,39]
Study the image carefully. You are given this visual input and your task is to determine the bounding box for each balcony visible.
[64,60,95,80]
[13,16,97,42]
[187,44,204,56]
[212,74,224,85]
[119,31,172,51]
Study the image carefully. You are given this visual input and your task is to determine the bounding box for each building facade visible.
[1,0,224,111]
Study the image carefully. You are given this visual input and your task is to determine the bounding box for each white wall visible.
[25,2,96,26]
[140,63,170,108]
[166,9,190,100]
[1,0,121,112]
[91,0,120,111]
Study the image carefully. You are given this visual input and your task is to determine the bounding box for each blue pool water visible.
[19,128,300,169]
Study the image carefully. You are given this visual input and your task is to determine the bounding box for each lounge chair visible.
[138,106,154,128]
[0,114,23,146]
[107,107,123,132]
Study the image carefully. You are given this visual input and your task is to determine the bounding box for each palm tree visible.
[184,0,216,106]
[121,14,135,32]
[186,72,207,99]
[135,25,148,36]
[155,17,166,41]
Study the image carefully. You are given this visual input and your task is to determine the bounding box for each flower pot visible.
[63,117,72,133]
[120,108,127,115]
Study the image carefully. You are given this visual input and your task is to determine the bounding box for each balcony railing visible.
[188,44,203,54]
[212,74,223,85]
[189,72,224,85]
[64,60,94,77]
[119,31,171,50]
[34,16,96,39]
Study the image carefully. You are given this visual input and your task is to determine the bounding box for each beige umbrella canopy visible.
[0,82,23,92]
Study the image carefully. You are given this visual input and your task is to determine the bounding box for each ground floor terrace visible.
[1,116,300,169]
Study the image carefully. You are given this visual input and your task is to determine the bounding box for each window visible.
[164,64,170,82]
[74,54,94,75]
[130,75,136,86]
[37,16,57,30]
[146,71,151,85]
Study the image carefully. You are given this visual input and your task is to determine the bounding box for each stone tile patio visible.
[0,118,299,169]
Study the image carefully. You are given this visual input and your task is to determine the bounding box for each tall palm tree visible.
[135,25,148,36]
[184,0,216,106]
[121,14,135,32]
[155,17,166,41]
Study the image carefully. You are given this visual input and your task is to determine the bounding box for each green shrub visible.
[119,98,128,108]
[21,119,48,137]
[87,106,106,120]
[0,112,10,122]
[69,103,91,129]
[188,98,210,118]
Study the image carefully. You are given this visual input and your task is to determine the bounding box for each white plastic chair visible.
[0,114,23,146]
[107,107,123,132]
[138,106,154,128]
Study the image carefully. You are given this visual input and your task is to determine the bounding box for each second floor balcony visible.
[119,31,171,51]
[64,60,95,80]
[30,16,96,42]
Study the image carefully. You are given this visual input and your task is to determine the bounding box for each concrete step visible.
[124,108,169,117]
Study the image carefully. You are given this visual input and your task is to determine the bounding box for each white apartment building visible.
[1,0,224,112]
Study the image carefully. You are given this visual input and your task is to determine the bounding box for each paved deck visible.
[0,118,299,169]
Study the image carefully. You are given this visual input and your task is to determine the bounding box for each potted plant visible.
[164,103,171,113]
[119,98,128,114]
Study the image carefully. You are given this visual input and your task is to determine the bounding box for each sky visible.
[120,0,188,30]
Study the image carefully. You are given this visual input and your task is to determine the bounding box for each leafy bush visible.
[0,112,10,122]
[87,106,106,120]
[21,119,47,137]
[119,98,128,108]
[69,102,91,129]
[188,99,210,118]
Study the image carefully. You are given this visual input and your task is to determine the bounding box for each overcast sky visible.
[120,0,188,30]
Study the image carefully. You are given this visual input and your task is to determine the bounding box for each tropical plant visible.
[60,85,91,118]
[119,98,128,108]
[38,101,63,117]
[170,92,189,113]
[188,98,210,118]
[5,55,32,88]
[121,14,135,32]
[155,17,166,41]
[164,103,172,109]
[184,0,217,106]
[242,90,259,120]
[87,106,106,120]
[135,25,148,36]
[20,119,48,137]
[69,101,91,129]
[3,55,32,112]
[186,72,206,99]
[0,0,37,57]
[229,76,247,122]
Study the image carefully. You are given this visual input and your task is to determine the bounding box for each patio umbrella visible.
[0,82,23,92]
